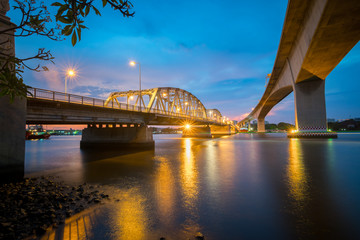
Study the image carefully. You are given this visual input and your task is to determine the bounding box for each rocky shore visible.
[0,177,108,240]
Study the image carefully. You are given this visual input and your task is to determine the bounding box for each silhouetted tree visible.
[277,122,294,131]
[0,0,134,100]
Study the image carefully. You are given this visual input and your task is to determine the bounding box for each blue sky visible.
[9,0,360,124]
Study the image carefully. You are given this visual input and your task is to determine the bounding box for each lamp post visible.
[130,61,141,111]
[65,69,75,94]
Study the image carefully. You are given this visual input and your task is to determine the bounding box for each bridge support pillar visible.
[247,121,252,131]
[0,14,25,182]
[183,126,212,138]
[210,125,231,136]
[257,118,265,133]
[80,124,154,150]
[0,96,26,182]
[231,126,237,134]
[289,78,337,138]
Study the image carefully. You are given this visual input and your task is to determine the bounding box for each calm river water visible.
[25,133,360,240]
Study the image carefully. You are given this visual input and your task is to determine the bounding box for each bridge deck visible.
[26,88,227,126]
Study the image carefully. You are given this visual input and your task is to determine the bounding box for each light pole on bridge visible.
[130,61,142,112]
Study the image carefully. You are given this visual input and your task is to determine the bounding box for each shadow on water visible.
[80,149,155,184]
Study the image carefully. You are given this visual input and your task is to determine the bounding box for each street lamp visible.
[65,69,75,94]
[130,61,142,111]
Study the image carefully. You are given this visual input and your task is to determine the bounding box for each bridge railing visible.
[27,88,224,124]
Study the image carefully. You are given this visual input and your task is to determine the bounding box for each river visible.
[25,133,360,240]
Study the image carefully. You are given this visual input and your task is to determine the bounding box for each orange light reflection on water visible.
[288,139,309,203]
[155,156,175,225]
[111,188,148,240]
[180,138,200,235]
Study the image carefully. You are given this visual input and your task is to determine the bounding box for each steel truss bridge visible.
[27,87,235,127]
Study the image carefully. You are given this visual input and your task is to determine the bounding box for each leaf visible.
[62,25,73,36]
[51,2,63,7]
[71,31,77,46]
[55,5,67,20]
[58,16,72,24]
[85,6,90,16]
[102,0,107,7]
[92,6,101,16]
[77,27,81,42]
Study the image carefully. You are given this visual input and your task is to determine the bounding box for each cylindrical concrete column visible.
[257,118,265,133]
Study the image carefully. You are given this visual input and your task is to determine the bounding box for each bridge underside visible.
[239,0,360,138]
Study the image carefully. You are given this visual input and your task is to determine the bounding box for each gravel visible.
[0,177,108,240]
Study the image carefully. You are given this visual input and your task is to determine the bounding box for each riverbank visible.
[0,177,108,240]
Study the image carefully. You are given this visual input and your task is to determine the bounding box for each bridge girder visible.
[105,87,208,119]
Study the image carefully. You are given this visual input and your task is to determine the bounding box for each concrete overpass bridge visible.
[238,0,360,138]
[27,87,237,149]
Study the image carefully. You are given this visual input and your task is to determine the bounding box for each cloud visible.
[33,65,63,91]
[70,85,120,99]
[231,113,251,121]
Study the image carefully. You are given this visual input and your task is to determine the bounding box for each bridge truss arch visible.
[105,87,208,119]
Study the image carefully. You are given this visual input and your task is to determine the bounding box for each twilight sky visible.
[9,0,360,124]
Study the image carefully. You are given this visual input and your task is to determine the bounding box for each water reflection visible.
[180,138,200,235]
[41,208,101,240]
[154,156,175,227]
[81,150,154,183]
[218,140,236,194]
[26,134,360,239]
[288,139,308,203]
[205,140,219,201]
[111,188,148,240]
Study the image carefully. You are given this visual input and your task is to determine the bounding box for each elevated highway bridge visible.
[238,0,360,138]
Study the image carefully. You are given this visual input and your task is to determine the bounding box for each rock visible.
[1,222,11,227]
[195,232,205,240]
[35,225,47,235]
[65,212,72,217]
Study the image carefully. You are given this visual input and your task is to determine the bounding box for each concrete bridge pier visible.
[247,121,251,131]
[80,124,155,149]
[0,11,26,181]
[289,78,337,138]
[182,125,212,138]
[231,126,237,134]
[257,118,265,133]
[210,125,231,136]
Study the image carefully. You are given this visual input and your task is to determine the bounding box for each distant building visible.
[327,118,336,123]
[265,121,269,124]
[355,118,360,122]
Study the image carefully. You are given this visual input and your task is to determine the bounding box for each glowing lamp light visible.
[130,96,134,100]
[177,108,180,112]
[67,69,75,77]
[290,129,298,133]
[163,93,167,97]
[185,124,191,129]
[185,102,188,105]
[129,61,136,66]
